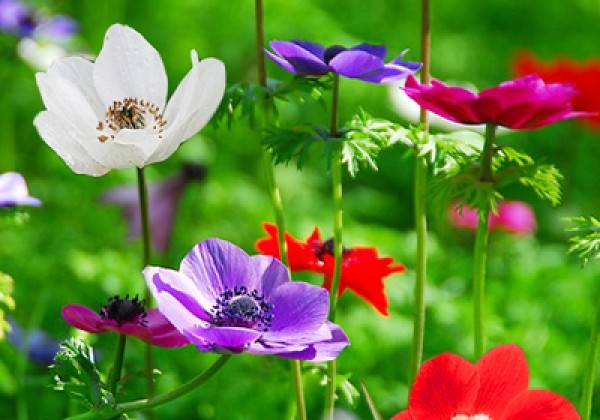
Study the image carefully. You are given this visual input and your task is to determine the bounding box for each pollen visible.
[96,97,167,143]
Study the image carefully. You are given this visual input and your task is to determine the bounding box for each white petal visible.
[93,24,167,110]
[47,56,105,116]
[34,111,108,176]
[145,55,225,165]
[36,68,99,137]
[113,129,159,157]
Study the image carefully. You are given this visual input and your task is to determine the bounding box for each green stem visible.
[473,124,496,359]
[324,74,342,420]
[408,0,431,387]
[136,167,155,408]
[64,355,231,420]
[254,2,302,420]
[108,334,127,396]
[580,296,600,420]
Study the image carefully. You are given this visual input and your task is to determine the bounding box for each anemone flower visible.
[144,238,349,361]
[513,52,600,131]
[62,295,188,348]
[449,201,536,235]
[403,74,586,130]
[6,317,60,366]
[255,223,405,316]
[0,172,41,207]
[265,40,421,84]
[100,162,206,253]
[34,23,225,176]
[393,344,580,420]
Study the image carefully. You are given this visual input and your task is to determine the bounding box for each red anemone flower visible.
[403,74,585,130]
[393,344,580,420]
[255,223,406,316]
[62,295,188,348]
[513,51,600,131]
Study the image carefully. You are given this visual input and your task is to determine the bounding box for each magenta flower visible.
[0,172,41,207]
[403,74,587,130]
[61,295,188,348]
[100,163,206,253]
[449,201,537,235]
[144,238,350,361]
[265,40,421,84]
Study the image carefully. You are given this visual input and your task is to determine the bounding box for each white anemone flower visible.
[33,24,226,176]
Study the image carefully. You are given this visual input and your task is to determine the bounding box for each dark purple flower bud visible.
[100,163,206,253]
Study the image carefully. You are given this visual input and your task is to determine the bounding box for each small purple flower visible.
[265,40,421,84]
[34,14,78,42]
[0,0,29,35]
[100,163,207,253]
[61,295,188,348]
[143,238,350,361]
[7,317,60,365]
[0,172,41,207]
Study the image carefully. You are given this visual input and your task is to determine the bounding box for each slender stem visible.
[136,167,155,407]
[580,296,600,420]
[108,334,127,396]
[254,3,303,420]
[473,124,496,359]
[324,74,342,420]
[408,0,431,387]
[64,355,232,420]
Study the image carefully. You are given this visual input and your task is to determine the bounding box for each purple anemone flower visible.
[0,172,41,207]
[100,163,207,253]
[265,40,421,84]
[143,238,350,361]
[62,295,188,348]
[7,317,60,366]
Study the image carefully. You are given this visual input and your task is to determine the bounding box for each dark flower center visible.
[96,97,166,143]
[324,45,347,64]
[312,238,351,261]
[100,294,146,326]
[212,286,273,331]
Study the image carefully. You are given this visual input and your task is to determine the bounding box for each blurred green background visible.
[2,0,600,418]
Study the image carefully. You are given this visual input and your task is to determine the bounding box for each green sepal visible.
[564,216,600,266]
[51,339,115,410]
[213,76,330,129]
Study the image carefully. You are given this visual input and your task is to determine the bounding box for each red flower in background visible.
[393,344,580,420]
[255,223,406,316]
[513,51,600,130]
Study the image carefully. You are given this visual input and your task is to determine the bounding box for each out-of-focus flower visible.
[0,172,41,207]
[392,344,579,420]
[61,295,188,348]
[449,201,536,235]
[0,0,31,36]
[144,238,349,361]
[100,162,206,253]
[34,24,225,176]
[265,40,421,83]
[513,52,600,131]
[403,74,587,130]
[255,223,406,316]
[6,317,60,365]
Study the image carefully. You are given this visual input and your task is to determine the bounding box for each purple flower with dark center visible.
[143,238,350,361]
[265,40,421,84]
[0,172,41,207]
[61,295,188,348]
[100,162,207,253]
[0,0,30,35]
